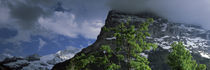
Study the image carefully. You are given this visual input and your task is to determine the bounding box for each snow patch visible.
[4,60,29,68]
[162,46,171,49]
[183,37,209,49]
[106,37,116,40]
[199,51,210,59]
[161,23,167,31]
[140,53,148,58]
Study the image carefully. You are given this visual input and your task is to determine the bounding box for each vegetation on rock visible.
[110,18,157,70]
[66,45,120,70]
[168,42,206,70]
[66,18,157,70]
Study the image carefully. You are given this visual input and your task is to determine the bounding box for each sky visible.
[0,0,109,57]
[1,0,210,57]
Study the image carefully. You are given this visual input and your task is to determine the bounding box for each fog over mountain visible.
[109,0,210,29]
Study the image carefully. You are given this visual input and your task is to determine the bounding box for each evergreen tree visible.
[197,64,207,70]
[111,18,157,70]
[66,18,157,70]
[168,42,207,70]
[67,45,120,70]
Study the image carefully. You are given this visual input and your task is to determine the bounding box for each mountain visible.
[0,47,80,70]
[52,10,210,70]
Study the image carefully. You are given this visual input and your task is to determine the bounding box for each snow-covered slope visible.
[0,53,14,62]
[149,19,210,59]
[0,47,80,70]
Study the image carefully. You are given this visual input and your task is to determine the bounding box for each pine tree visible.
[168,42,207,70]
[197,64,207,70]
[110,18,157,70]
[66,18,157,70]
[67,45,120,70]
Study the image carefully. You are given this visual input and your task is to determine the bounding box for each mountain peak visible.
[52,10,210,70]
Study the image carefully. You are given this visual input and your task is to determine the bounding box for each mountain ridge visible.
[0,47,80,70]
[52,10,210,70]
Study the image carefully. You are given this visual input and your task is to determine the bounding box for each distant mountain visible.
[0,53,14,62]
[0,47,80,70]
[52,10,210,70]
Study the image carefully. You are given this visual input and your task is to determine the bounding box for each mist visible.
[108,0,210,30]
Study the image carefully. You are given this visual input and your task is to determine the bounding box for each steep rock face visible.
[52,10,210,70]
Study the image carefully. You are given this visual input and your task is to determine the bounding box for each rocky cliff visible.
[52,10,210,70]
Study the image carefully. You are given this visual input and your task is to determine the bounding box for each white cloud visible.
[39,12,78,38]
[0,0,107,57]
[38,38,46,51]
[79,20,104,39]
[0,0,110,45]
[38,11,104,39]
[0,0,108,45]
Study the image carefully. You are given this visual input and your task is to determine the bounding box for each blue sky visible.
[0,0,109,57]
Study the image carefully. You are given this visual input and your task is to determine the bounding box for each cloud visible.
[0,0,108,45]
[79,20,104,39]
[61,0,108,20]
[5,0,56,29]
[0,0,56,44]
[38,38,46,51]
[0,0,109,57]
[0,5,10,24]
[38,12,104,39]
[9,3,44,29]
[108,0,148,13]
[108,0,210,30]
[38,12,78,38]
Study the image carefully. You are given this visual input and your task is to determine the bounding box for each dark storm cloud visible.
[108,0,210,30]
[6,0,56,29]
[9,3,44,29]
[61,0,108,22]
[0,0,108,44]
[0,0,57,44]
[0,0,108,57]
